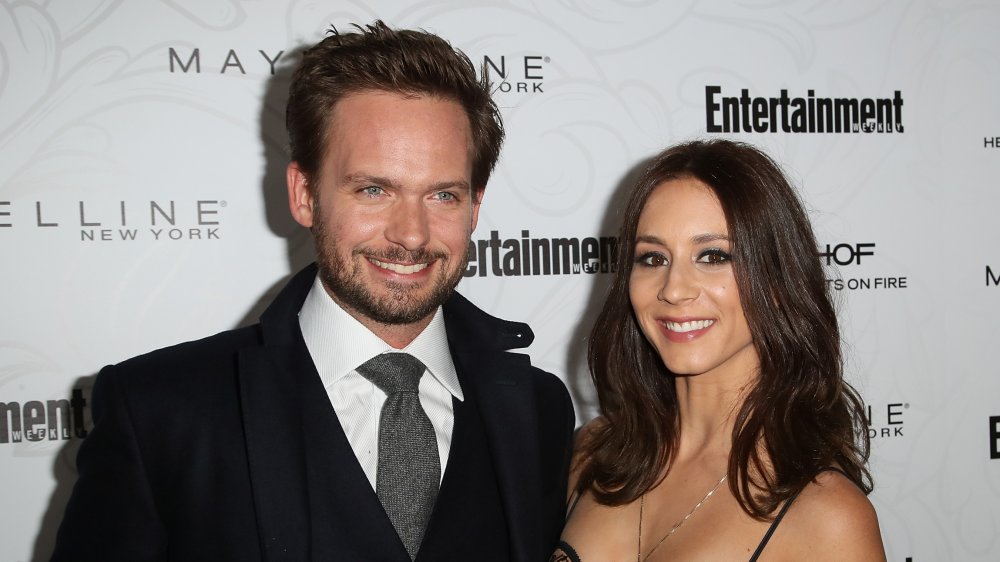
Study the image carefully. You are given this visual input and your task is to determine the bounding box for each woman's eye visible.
[697,249,732,265]
[636,253,668,267]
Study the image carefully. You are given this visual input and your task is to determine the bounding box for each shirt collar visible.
[298,274,463,401]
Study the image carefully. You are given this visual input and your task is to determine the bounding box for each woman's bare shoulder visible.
[776,470,886,560]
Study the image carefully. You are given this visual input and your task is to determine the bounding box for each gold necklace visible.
[637,473,728,562]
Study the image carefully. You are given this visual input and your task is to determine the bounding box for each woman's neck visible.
[672,353,759,459]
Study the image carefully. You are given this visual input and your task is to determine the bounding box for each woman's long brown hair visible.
[577,139,871,519]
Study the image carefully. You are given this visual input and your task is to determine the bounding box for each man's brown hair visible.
[286,21,504,193]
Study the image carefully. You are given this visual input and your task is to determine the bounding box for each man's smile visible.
[367,257,432,275]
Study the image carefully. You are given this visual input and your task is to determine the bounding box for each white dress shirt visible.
[298,274,463,489]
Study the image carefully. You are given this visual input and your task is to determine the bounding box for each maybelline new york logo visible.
[865,402,908,439]
[465,230,618,277]
[821,243,908,291]
[481,55,547,95]
[0,389,88,444]
[0,200,224,242]
[166,47,548,96]
[169,48,285,75]
[987,266,1000,286]
[705,86,904,134]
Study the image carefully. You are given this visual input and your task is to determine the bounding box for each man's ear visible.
[287,162,314,228]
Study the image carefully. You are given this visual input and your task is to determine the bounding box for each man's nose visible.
[384,198,431,252]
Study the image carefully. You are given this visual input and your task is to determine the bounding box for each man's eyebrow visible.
[428,180,472,191]
[343,173,470,191]
[344,173,398,188]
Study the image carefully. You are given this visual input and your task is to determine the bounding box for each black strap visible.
[748,467,849,561]
[748,490,799,561]
[552,494,586,562]
[750,466,850,562]
[565,490,585,518]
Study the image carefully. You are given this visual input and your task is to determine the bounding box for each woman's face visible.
[629,176,758,379]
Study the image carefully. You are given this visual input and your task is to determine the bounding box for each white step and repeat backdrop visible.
[2,1,999,560]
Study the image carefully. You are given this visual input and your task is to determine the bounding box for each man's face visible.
[287,91,480,332]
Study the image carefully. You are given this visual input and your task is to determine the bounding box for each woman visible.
[553,140,885,561]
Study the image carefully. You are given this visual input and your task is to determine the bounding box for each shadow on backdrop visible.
[236,45,315,329]
[31,372,94,562]
[31,45,314,561]
[562,157,654,426]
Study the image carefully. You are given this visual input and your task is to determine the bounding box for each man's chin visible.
[353,295,447,325]
[324,278,451,325]
[318,256,464,325]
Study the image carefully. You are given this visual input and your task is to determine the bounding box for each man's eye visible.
[434,191,457,202]
[361,186,384,197]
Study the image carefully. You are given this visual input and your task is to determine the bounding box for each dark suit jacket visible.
[52,264,575,561]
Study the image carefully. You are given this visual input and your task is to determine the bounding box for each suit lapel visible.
[451,342,544,562]
[238,343,311,560]
[238,266,408,561]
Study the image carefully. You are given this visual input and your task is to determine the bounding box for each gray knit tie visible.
[356,352,439,560]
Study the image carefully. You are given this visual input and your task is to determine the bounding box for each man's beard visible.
[312,217,469,326]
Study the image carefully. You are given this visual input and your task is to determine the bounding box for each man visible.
[53,21,574,561]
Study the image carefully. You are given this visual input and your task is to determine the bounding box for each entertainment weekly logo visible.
[990,416,1000,459]
[464,230,618,277]
[0,199,226,243]
[821,243,908,291]
[166,47,549,97]
[705,86,905,134]
[0,389,89,445]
